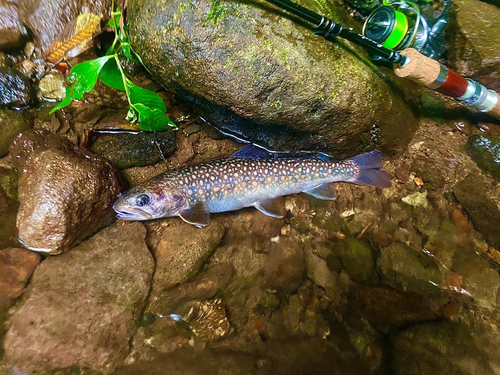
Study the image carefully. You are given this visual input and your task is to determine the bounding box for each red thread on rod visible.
[435,69,468,98]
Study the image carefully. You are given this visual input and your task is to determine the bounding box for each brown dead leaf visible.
[47,12,103,63]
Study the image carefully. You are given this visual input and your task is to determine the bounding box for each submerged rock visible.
[0,67,35,108]
[38,71,66,100]
[186,299,231,341]
[146,217,226,293]
[89,129,176,169]
[0,109,31,157]
[465,134,500,180]
[392,322,500,375]
[447,0,500,90]
[10,130,123,254]
[453,173,500,248]
[127,0,418,157]
[3,222,154,374]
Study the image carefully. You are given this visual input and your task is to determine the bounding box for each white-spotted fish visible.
[113,145,391,227]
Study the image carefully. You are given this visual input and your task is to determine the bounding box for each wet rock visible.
[0,109,30,157]
[0,1,24,50]
[10,129,123,254]
[0,166,18,200]
[127,0,418,157]
[377,242,443,295]
[453,173,500,248]
[0,191,18,249]
[0,67,35,108]
[305,248,338,290]
[447,0,500,90]
[146,217,225,291]
[392,322,500,375]
[465,134,500,180]
[0,51,12,68]
[0,247,40,299]
[38,71,66,100]
[17,0,112,55]
[3,222,154,374]
[348,285,438,330]
[90,129,176,169]
[452,249,500,309]
[340,238,378,285]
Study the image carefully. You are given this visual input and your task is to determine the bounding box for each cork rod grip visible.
[393,48,440,86]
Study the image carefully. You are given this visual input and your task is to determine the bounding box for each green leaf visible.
[133,103,176,131]
[49,86,74,113]
[126,79,166,113]
[99,58,125,91]
[69,55,113,99]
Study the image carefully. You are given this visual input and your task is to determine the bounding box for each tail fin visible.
[348,150,382,169]
[349,150,391,188]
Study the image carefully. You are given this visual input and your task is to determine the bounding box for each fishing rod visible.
[263,0,500,120]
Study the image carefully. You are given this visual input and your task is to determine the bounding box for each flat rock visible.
[10,129,123,254]
[0,109,30,157]
[447,0,500,90]
[3,222,154,374]
[146,217,226,293]
[90,129,176,169]
[127,0,418,157]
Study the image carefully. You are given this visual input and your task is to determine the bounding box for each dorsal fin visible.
[230,144,274,159]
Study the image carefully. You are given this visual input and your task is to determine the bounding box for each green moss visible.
[224,57,233,68]
[205,0,228,25]
[270,100,282,110]
[280,49,290,70]
[263,37,272,51]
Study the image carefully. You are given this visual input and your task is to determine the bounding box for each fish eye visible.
[136,194,151,207]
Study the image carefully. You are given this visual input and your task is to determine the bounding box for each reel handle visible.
[394,48,500,120]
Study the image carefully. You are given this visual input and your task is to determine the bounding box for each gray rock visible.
[0,109,30,157]
[89,129,176,169]
[0,67,35,108]
[3,222,154,374]
[10,129,124,254]
[453,172,500,248]
[392,322,500,375]
[0,0,24,50]
[377,242,443,295]
[305,248,338,290]
[447,0,500,90]
[17,0,112,55]
[127,0,418,157]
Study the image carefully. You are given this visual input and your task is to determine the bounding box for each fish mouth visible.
[113,201,153,221]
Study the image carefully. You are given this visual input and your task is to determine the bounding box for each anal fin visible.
[179,201,210,227]
[303,183,337,200]
[254,198,285,219]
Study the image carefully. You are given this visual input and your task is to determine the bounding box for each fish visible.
[113,144,391,227]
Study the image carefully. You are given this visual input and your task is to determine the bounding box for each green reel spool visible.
[362,1,428,52]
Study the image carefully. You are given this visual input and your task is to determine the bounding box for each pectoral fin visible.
[179,201,210,227]
[254,198,285,219]
[303,183,337,200]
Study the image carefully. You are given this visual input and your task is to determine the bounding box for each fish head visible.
[113,184,188,221]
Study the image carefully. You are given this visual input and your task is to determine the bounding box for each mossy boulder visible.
[447,0,500,91]
[127,0,418,157]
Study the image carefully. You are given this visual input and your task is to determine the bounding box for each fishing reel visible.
[361,0,451,59]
